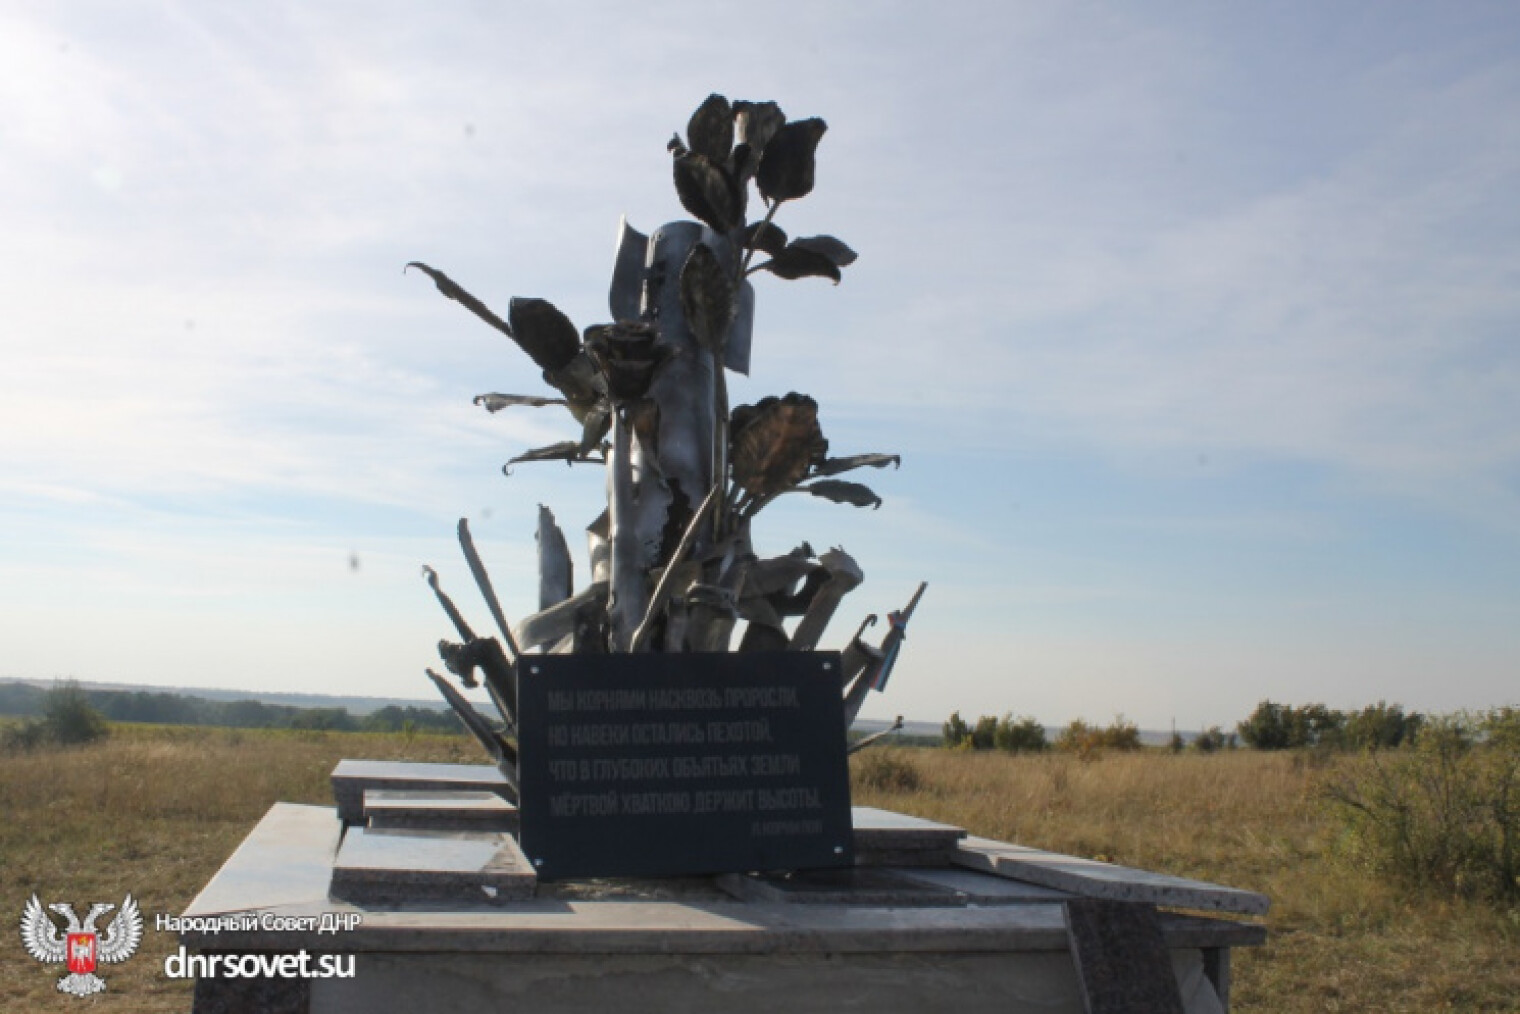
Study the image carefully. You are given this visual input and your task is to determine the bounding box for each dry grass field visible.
[853,747,1520,1013]
[2,726,1517,1012]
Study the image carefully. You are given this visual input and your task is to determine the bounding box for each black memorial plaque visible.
[518,651,854,879]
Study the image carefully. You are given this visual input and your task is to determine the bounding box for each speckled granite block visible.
[715,868,967,907]
[1065,899,1185,1014]
[955,838,1269,917]
[852,806,966,852]
[891,868,1076,904]
[329,827,535,905]
[330,760,511,824]
[364,790,518,832]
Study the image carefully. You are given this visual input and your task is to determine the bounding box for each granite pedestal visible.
[181,762,1268,1014]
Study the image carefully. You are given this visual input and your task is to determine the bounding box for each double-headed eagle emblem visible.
[20,893,143,997]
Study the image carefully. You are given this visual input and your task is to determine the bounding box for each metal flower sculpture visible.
[411,95,924,800]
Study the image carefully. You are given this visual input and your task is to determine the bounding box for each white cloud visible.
[2,2,1518,717]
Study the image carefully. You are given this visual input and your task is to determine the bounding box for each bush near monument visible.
[941,711,1048,752]
[0,680,108,750]
[1325,707,1520,905]
[1237,699,1423,750]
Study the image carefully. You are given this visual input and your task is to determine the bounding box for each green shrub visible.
[942,711,971,748]
[1056,716,1141,758]
[2,682,109,751]
[853,749,922,793]
[970,714,999,750]
[1,718,49,752]
[994,714,1048,753]
[42,682,108,745]
[1326,708,1520,905]
[1344,700,1423,750]
[1239,700,1349,749]
[1193,726,1228,753]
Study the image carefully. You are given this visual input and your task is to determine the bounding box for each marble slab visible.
[851,806,966,852]
[365,790,519,832]
[890,868,1076,905]
[954,838,1270,917]
[331,760,512,823]
[183,803,342,916]
[330,827,536,906]
[715,868,967,907]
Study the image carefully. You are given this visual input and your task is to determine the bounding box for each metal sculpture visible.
[411,95,925,800]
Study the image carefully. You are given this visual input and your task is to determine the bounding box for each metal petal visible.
[813,452,900,477]
[680,243,735,352]
[473,393,568,413]
[608,216,650,321]
[788,234,858,267]
[754,245,841,283]
[536,505,573,611]
[730,393,828,496]
[801,479,882,509]
[685,93,733,164]
[672,153,742,234]
[507,440,584,466]
[756,118,826,203]
[507,297,581,372]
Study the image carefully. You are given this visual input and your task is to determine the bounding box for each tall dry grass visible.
[851,746,1520,1012]
[0,725,474,1013]
[3,728,1517,1011]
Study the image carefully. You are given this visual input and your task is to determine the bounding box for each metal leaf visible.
[755,245,841,283]
[541,353,606,421]
[405,262,513,338]
[802,479,882,509]
[584,321,672,402]
[685,93,733,165]
[732,101,784,183]
[738,622,788,652]
[734,100,785,154]
[672,153,742,234]
[473,393,567,413]
[507,297,581,372]
[507,440,584,466]
[608,216,649,321]
[730,393,828,496]
[578,404,612,454]
[756,118,827,203]
[814,452,900,477]
[679,243,735,352]
[789,235,858,267]
[743,221,788,256]
[536,505,572,611]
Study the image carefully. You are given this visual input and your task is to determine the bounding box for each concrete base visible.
[308,949,1225,1014]
[182,765,1268,1014]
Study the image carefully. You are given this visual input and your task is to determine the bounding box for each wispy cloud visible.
[2,2,1517,721]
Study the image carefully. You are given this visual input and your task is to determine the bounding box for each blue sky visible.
[2,1,1517,731]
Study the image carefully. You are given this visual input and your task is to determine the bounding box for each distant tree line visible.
[939,699,1427,754]
[0,682,463,735]
[942,712,1142,755]
[942,712,1047,752]
[1236,700,1422,750]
